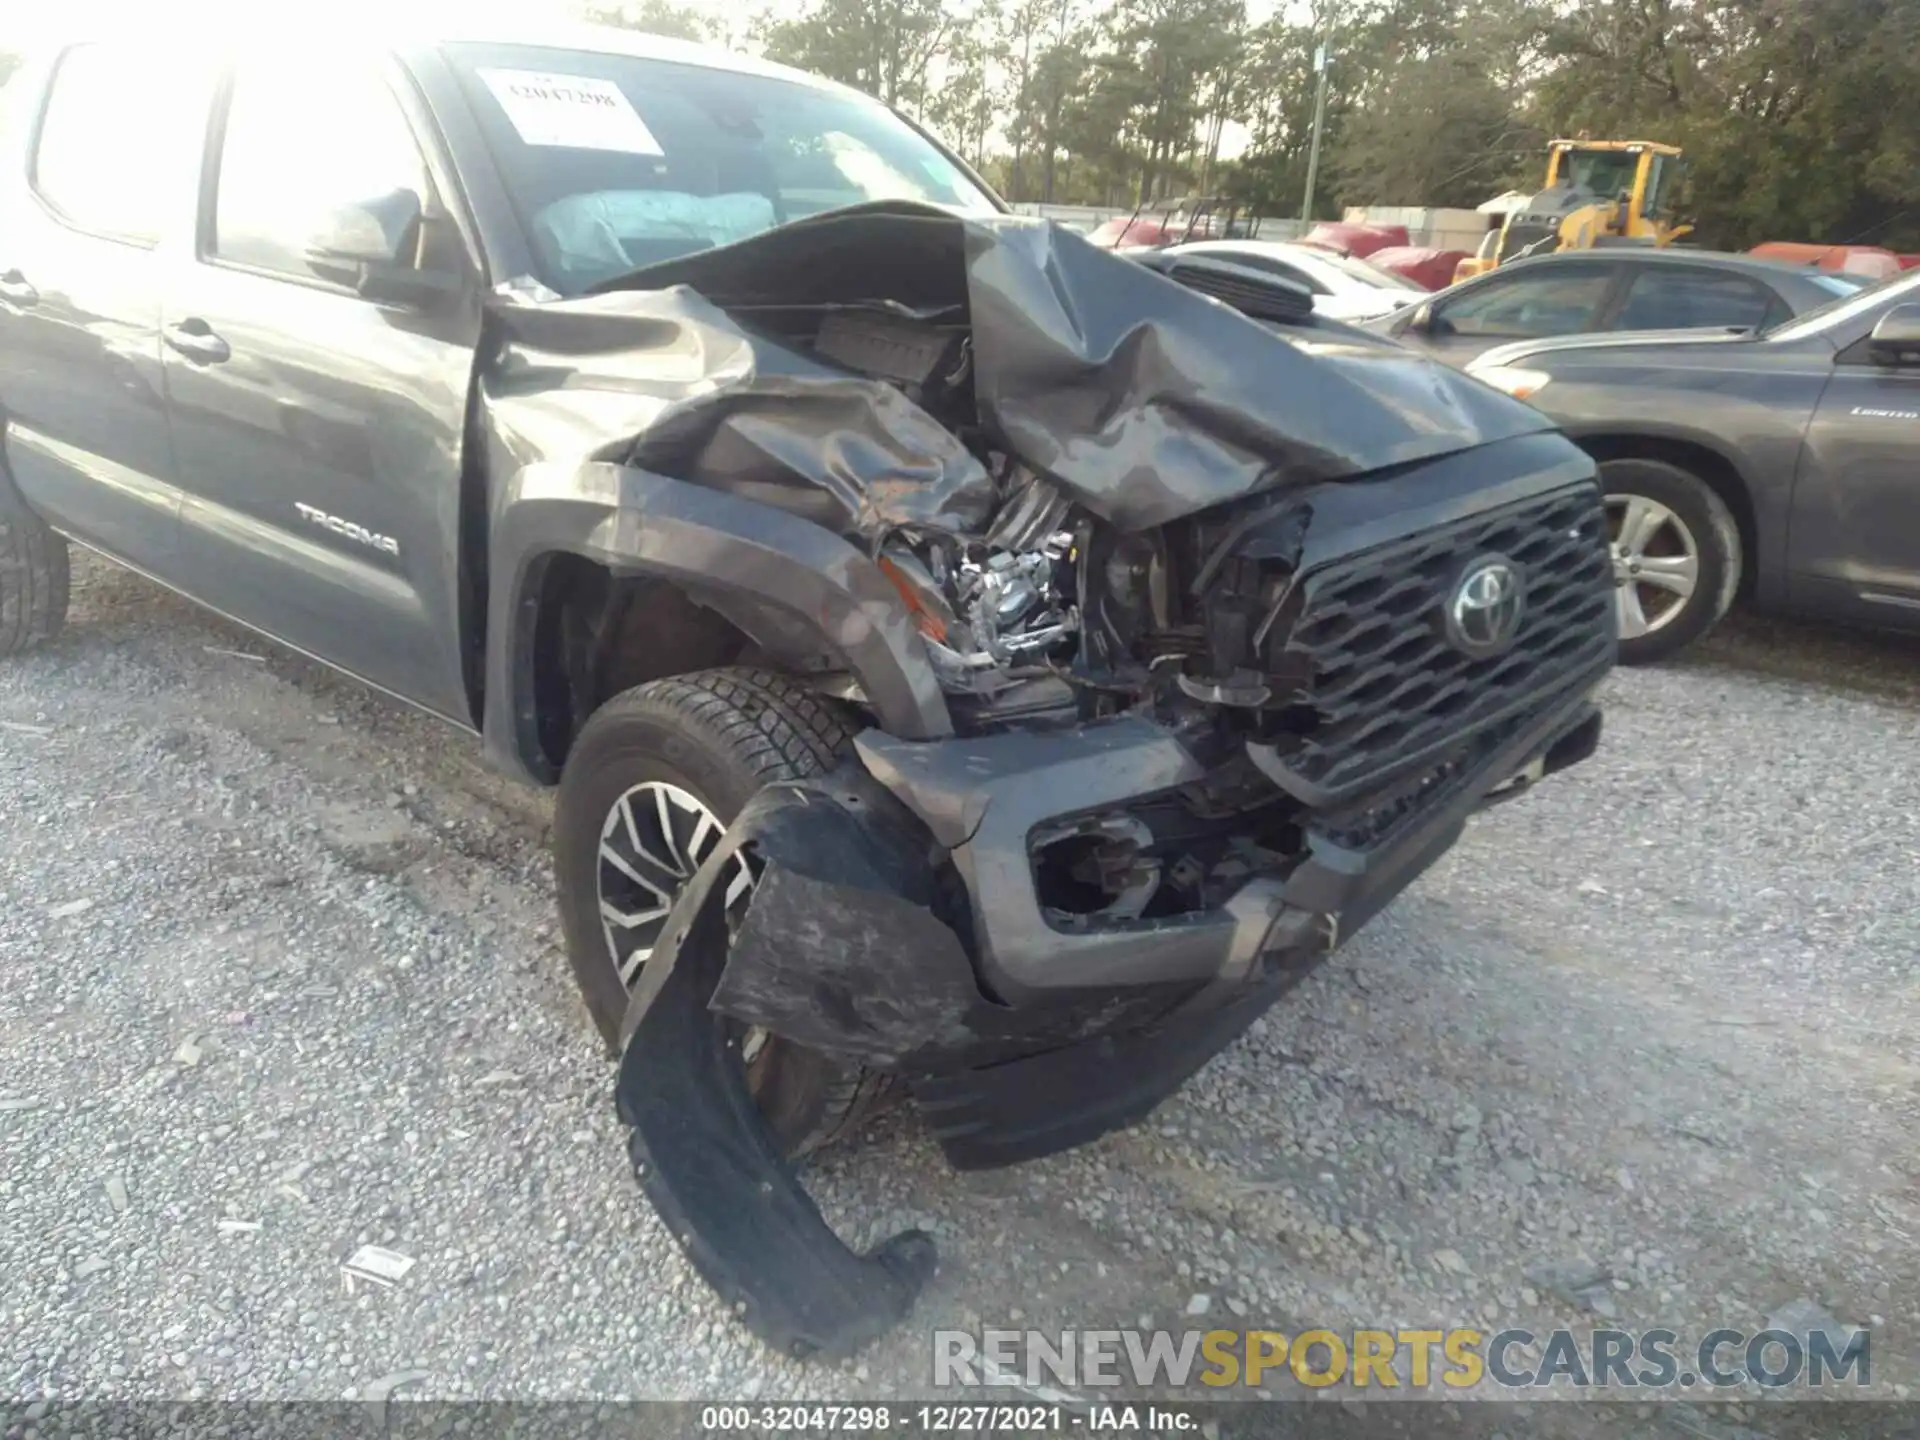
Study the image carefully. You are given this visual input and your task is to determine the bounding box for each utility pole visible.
[1301,42,1330,230]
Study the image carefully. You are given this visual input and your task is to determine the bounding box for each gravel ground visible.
[4,555,1918,1420]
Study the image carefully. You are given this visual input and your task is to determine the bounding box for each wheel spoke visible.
[1615,581,1650,639]
[1635,552,1698,597]
[614,933,651,985]
[601,898,671,930]
[597,839,675,906]
[594,781,741,995]
[653,787,690,876]
[687,809,720,868]
[723,857,754,910]
[613,794,645,857]
[1614,496,1668,558]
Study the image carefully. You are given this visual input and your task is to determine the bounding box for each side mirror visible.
[1867,304,1920,366]
[1406,303,1433,335]
[304,188,461,308]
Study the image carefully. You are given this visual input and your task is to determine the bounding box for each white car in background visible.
[1159,239,1427,323]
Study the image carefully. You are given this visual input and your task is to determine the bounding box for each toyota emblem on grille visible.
[1445,555,1526,657]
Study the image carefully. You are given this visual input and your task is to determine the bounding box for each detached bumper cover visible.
[615,667,1602,1357]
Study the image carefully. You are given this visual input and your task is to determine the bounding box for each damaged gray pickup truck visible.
[0,27,1614,1356]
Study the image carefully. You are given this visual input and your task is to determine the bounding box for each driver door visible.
[162,50,481,721]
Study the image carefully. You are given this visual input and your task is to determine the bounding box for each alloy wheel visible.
[1606,493,1700,640]
[595,781,752,987]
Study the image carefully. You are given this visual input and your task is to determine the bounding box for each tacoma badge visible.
[294,502,400,557]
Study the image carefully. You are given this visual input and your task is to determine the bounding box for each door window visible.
[212,59,431,283]
[1610,267,1776,331]
[32,45,178,242]
[1434,267,1614,339]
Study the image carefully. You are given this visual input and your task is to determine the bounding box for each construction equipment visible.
[1453,139,1691,282]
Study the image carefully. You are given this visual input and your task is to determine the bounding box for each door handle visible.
[0,269,39,307]
[164,318,230,365]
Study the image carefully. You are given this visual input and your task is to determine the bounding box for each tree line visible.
[4,1,1908,252]
[594,0,1920,252]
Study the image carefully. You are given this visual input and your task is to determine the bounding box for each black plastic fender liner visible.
[701,783,990,1069]
[613,782,938,1359]
[701,772,1217,1075]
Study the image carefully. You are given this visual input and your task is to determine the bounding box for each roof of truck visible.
[408,19,861,97]
[19,16,862,102]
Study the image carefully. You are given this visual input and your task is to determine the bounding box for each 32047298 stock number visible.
[699,1404,1067,1431]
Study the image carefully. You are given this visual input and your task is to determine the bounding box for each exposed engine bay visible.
[784,289,1319,728]
[800,307,1083,702]
[793,299,1338,930]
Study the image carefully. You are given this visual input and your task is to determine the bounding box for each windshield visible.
[1559,148,1638,200]
[1764,269,1920,341]
[446,43,1000,294]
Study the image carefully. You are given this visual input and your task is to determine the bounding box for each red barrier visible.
[1365,246,1469,292]
[1300,222,1410,259]
[1749,242,1904,281]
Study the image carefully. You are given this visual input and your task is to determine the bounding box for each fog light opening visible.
[1032,814,1163,923]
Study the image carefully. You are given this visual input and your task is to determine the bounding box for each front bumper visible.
[613,671,1601,1358]
[710,677,1602,1167]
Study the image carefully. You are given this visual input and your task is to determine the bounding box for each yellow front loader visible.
[1454,139,1691,282]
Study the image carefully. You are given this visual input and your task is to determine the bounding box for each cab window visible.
[211,58,433,284]
[1610,267,1776,332]
[31,44,178,243]
[1435,267,1615,340]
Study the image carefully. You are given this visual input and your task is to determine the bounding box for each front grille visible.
[1265,484,1612,804]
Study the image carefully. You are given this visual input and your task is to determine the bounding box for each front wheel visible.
[551,667,886,1157]
[1600,457,1742,665]
[0,463,70,658]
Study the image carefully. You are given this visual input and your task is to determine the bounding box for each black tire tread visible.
[0,476,70,658]
[596,666,856,784]
[573,667,888,1156]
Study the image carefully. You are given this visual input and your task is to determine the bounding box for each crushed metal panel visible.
[482,283,995,540]
[567,200,1556,533]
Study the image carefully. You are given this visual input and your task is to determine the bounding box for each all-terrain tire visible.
[1600,457,1742,666]
[0,464,70,657]
[553,666,888,1157]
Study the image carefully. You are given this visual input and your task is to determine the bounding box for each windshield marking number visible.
[478,69,664,156]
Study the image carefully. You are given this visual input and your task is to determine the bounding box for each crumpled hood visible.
[485,201,1556,537]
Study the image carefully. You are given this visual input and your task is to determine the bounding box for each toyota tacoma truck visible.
[0,26,1614,1356]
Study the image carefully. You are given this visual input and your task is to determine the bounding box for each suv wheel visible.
[552,667,885,1157]
[1600,458,1741,665]
[0,462,70,658]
